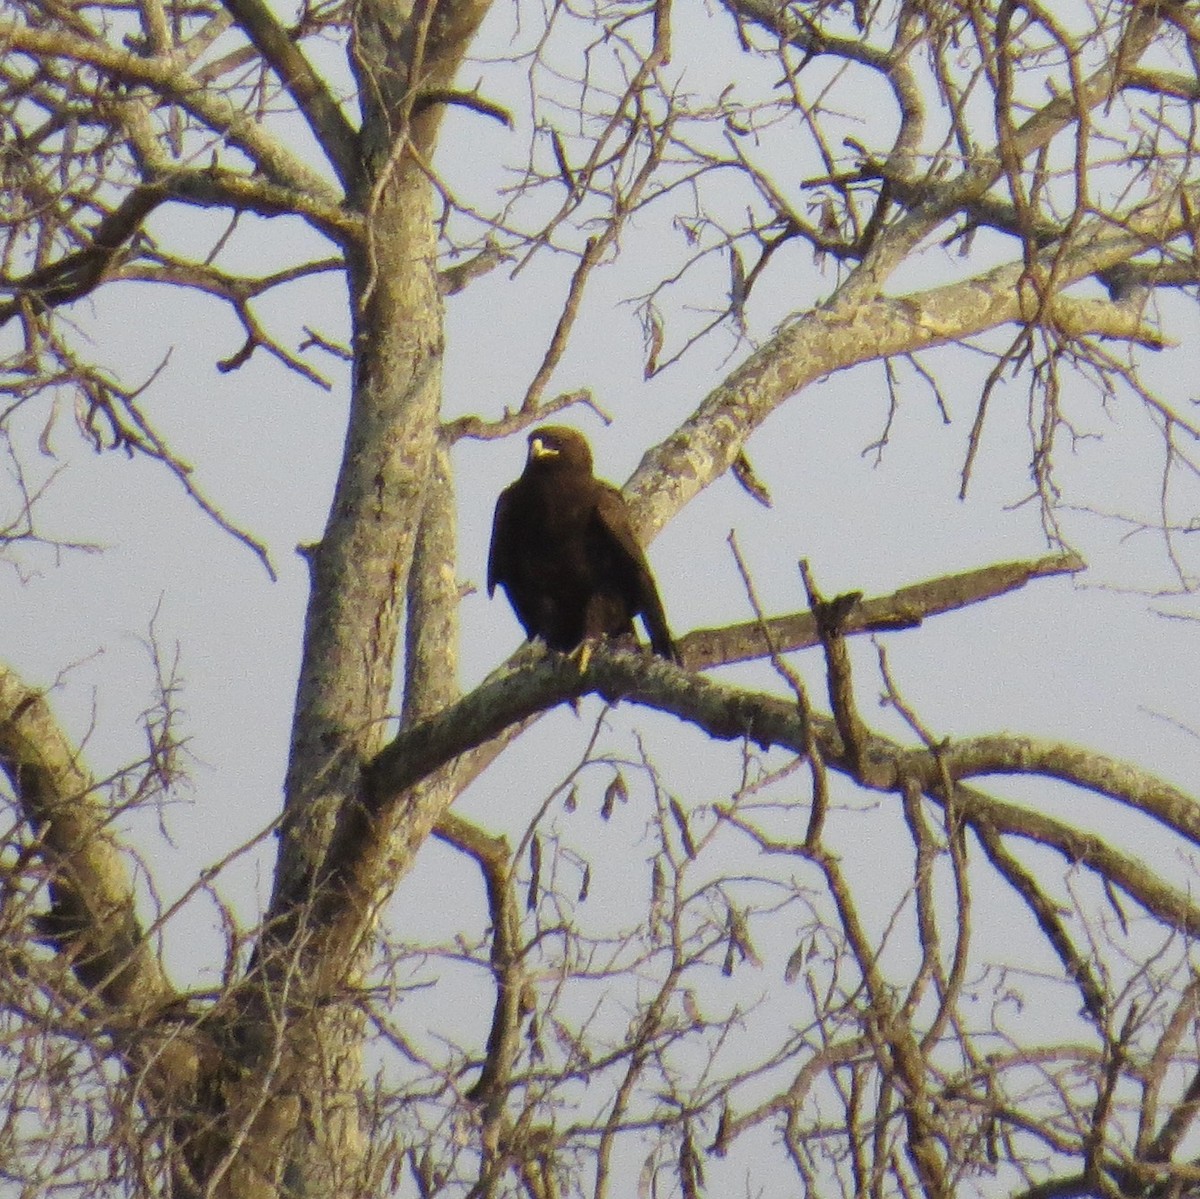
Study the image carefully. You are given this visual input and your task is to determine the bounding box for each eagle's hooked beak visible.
[530,437,559,460]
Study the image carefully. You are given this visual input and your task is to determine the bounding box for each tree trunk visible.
[179,3,491,1192]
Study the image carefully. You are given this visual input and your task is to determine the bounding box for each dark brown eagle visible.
[488,426,679,664]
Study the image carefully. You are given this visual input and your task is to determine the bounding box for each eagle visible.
[488,426,680,665]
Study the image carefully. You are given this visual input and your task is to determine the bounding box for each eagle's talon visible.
[571,640,595,674]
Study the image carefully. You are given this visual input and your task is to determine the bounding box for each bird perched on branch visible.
[488,426,680,666]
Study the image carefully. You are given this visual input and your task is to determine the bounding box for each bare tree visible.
[2,0,1199,1197]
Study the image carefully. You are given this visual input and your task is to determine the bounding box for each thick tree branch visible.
[682,551,1085,668]
[902,735,1200,851]
[219,0,360,188]
[625,193,1192,540]
[0,186,167,325]
[404,435,460,722]
[443,814,525,1114]
[0,665,171,1011]
[350,646,1200,946]
[157,169,361,243]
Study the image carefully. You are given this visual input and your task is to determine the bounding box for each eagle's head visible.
[527,426,593,473]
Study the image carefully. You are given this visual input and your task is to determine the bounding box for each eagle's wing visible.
[593,485,679,662]
[487,485,514,597]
